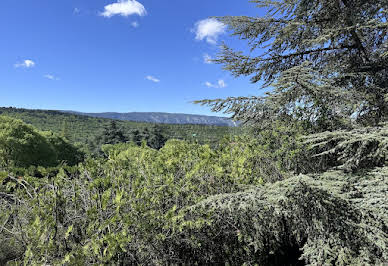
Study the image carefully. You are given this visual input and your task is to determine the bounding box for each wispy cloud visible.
[73,7,80,14]
[146,75,160,83]
[44,74,60,80]
[14,59,35,68]
[131,21,139,28]
[205,79,227,88]
[203,53,213,64]
[193,18,226,45]
[218,79,226,88]
[101,0,146,18]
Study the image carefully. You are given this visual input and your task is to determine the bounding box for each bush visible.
[1,139,387,265]
[0,116,57,168]
[0,116,84,169]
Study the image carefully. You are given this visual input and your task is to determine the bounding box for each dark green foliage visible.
[88,121,129,155]
[90,122,169,154]
[131,129,142,146]
[100,121,129,145]
[0,107,240,146]
[196,0,388,129]
[134,125,167,150]
[42,132,85,166]
[148,125,167,149]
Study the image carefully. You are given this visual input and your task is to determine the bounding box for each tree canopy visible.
[0,116,84,168]
[197,0,388,130]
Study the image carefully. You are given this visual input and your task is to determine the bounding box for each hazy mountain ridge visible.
[61,111,238,126]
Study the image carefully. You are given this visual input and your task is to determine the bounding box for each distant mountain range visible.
[61,111,238,127]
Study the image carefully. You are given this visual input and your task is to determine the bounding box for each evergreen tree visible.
[131,129,143,146]
[141,127,151,144]
[88,121,129,155]
[148,125,167,149]
[100,121,128,145]
[196,0,388,130]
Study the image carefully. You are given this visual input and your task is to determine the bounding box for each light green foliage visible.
[0,117,84,169]
[1,157,387,265]
[0,137,285,264]
[0,116,57,168]
[303,124,388,172]
[1,0,387,263]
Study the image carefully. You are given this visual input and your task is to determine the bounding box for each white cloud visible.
[131,21,139,28]
[73,8,80,14]
[203,53,213,64]
[217,79,226,88]
[44,74,59,80]
[205,81,215,88]
[14,59,35,68]
[194,18,227,44]
[205,79,227,88]
[146,75,160,83]
[101,0,146,18]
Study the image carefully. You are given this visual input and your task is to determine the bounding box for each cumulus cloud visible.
[194,18,227,44]
[205,79,227,88]
[131,21,139,28]
[101,0,146,18]
[14,59,35,68]
[203,53,213,64]
[44,74,59,80]
[146,75,160,83]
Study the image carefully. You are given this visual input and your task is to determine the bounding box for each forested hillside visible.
[0,0,387,265]
[62,111,238,126]
[0,107,240,145]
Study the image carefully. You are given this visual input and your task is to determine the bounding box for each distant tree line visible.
[88,121,168,155]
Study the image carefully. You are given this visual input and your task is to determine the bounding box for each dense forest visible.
[0,107,240,146]
[1,0,387,265]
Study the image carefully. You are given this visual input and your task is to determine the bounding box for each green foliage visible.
[90,122,168,155]
[196,0,388,129]
[180,169,388,265]
[0,137,284,264]
[144,125,167,150]
[303,124,388,172]
[0,107,240,146]
[42,132,85,166]
[249,121,306,174]
[1,1,388,264]
[0,117,84,168]
[1,151,386,264]
[88,120,129,155]
[0,116,57,168]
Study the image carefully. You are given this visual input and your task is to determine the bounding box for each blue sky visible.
[0,0,266,116]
